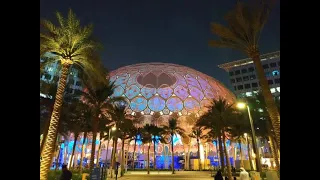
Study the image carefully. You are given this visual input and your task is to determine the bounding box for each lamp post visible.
[237,102,261,172]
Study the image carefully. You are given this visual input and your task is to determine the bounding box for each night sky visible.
[40,0,280,89]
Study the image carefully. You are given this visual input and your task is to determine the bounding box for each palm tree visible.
[65,105,81,169]
[40,76,59,156]
[229,114,250,168]
[150,125,165,170]
[95,117,112,167]
[189,126,206,171]
[163,118,185,174]
[40,9,106,179]
[101,126,114,168]
[78,108,92,174]
[131,127,142,170]
[209,0,280,150]
[119,118,135,176]
[196,113,225,172]
[246,92,280,176]
[81,81,122,170]
[141,124,154,174]
[105,101,130,177]
[201,127,220,168]
[198,98,237,180]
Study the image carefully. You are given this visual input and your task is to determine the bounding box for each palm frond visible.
[209,0,276,53]
[40,9,106,85]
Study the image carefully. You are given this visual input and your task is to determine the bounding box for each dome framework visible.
[109,62,236,131]
[48,63,247,170]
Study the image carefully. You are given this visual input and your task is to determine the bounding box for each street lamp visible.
[237,102,262,172]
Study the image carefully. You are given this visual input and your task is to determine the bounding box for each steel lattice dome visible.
[110,63,236,131]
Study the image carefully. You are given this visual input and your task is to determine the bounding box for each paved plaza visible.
[107,171,240,180]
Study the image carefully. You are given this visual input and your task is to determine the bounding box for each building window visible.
[243,76,249,81]
[272,70,280,76]
[241,69,247,74]
[236,77,242,82]
[250,75,256,80]
[248,67,254,72]
[252,82,258,88]
[278,61,280,66]
[270,62,277,67]
[229,71,234,76]
[230,79,235,83]
[262,64,269,69]
[235,70,240,75]
[244,84,251,89]
[234,86,237,91]
[274,78,280,84]
[237,85,244,90]
[268,80,274,85]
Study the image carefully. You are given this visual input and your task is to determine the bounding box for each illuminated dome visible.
[110,63,235,131]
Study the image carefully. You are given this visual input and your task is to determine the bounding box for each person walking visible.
[214,169,223,180]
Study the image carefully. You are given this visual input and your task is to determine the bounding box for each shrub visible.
[48,170,88,180]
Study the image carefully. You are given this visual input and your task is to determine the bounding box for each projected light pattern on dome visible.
[109,63,235,117]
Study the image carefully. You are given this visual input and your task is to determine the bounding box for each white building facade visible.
[218,51,280,98]
[40,58,83,98]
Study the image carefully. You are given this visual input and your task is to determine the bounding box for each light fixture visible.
[236,102,246,109]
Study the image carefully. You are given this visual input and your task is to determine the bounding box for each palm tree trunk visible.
[153,140,156,170]
[63,143,68,165]
[217,132,225,172]
[222,133,232,180]
[186,143,191,170]
[80,131,87,174]
[121,138,125,176]
[247,137,254,170]
[105,134,111,166]
[55,145,62,171]
[110,137,118,178]
[90,119,99,170]
[238,140,244,167]
[171,133,174,174]
[125,140,130,171]
[51,135,59,167]
[109,140,115,177]
[214,140,219,168]
[96,132,103,167]
[266,120,280,170]
[40,118,51,157]
[269,135,280,177]
[147,143,150,174]
[184,147,187,170]
[197,138,201,170]
[40,62,71,180]
[250,51,280,150]
[132,138,137,170]
[71,132,79,169]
